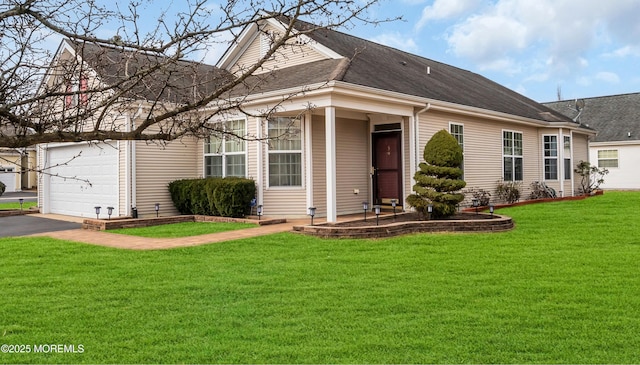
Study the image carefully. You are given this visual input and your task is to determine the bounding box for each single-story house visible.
[1,125,37,192]
[37,16,595,220]
[544,93,640,190]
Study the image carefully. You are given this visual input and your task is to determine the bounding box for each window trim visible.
[266,116,304,189]
[563,135,572,180]
[543,134,559,181]
[597,149,619,168]
[203,118,248,178]
[449,122,464,177]
[502,130,524,182]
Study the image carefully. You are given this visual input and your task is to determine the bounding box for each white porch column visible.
[256,117,264,206]
[325,106,337,222]
[304,112,314,210]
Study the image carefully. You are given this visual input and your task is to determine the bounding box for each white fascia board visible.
[590,140,640,147]
[216,22,259,70]
[205,80,592,132]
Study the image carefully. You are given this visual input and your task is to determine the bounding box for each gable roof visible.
[543,93,640,142]
[62,40,233,104]
[242,16,579,125]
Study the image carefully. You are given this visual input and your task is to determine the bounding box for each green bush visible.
[406,129,466,218]
[213,177,256,218]
[168,177,256,217]
[0,181,5,197]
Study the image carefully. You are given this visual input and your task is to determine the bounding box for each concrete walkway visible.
[31,217,306,250]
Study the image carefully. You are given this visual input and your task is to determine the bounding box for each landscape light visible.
[428,203,433,220]
[308,207,316,226]
[155,203,160,217]
[374,205,381,226]
[94,206,101,219]
[363,201,369,222]
[391,199,397,218]
[257,205,263,220]
[472,198,479,215]
[107,206,114,220]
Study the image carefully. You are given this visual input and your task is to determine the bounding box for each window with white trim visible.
[450,123,464,175]
[563,136,572,179]
[268,117,302,187]
[543,135,558,180]
[204,119,246,178]
[64,73,89,108]
[503,131,523,181]
[598,149,619,168]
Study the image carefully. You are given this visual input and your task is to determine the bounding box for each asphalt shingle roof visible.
[68,40,233,104]
[276,18,575,124]
[67,18,592,128]
[543,93,640,142]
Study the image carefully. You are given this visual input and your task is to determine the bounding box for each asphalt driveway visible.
[0,215,81,237]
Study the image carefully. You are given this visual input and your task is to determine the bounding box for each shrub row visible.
[168,177,256,218]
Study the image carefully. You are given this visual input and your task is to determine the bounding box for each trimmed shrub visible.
[168,177,256,217]
[0,181,5,197]
[213,177,256,218]
[406,129,466,218]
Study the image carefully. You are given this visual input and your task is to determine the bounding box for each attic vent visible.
[427,66,431,75]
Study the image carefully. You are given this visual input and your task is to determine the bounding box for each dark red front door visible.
[372,131,402,205]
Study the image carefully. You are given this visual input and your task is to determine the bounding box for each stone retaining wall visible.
[0,208,39,217]
[293,214,514,239]
[82,215,285,231]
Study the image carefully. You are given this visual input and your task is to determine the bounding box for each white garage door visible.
[47,143,119,217]
[0,167,17,192]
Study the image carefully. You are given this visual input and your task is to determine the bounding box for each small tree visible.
[407,129,466,218]
[574,160,608,194]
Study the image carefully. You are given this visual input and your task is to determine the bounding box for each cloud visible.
[595,72,620,84]
[603,46,640,58]
[368,32,419,53]
[439,0,640,79]
[415,0,480,30]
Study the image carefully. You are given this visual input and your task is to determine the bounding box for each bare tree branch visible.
[1,0,399,148]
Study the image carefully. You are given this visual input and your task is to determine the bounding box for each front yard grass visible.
[0,201,37,210]
[108,221,258,238]
[1,191,639,363]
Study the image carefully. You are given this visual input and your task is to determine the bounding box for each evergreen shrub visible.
[168,177,256,217]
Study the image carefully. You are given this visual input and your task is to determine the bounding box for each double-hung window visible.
[268,117,302,187]
[204,119,246,178]
[503,131,523,181]
[563,136,572,179]
[64,74,89,108]
[543,135,558,180]
[449,123,464,176]
[597,150,618,168]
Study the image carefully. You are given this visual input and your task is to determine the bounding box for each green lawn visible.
[109,221,258,238]
[0,201,37,210]
[1,191,639,363]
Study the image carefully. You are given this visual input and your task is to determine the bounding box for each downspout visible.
[409,103,430,211]
[412,103,431,175]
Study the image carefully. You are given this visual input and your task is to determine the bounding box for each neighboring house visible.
[38,16,595,220]
[544,93,640,190]
[0,125,37,192]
